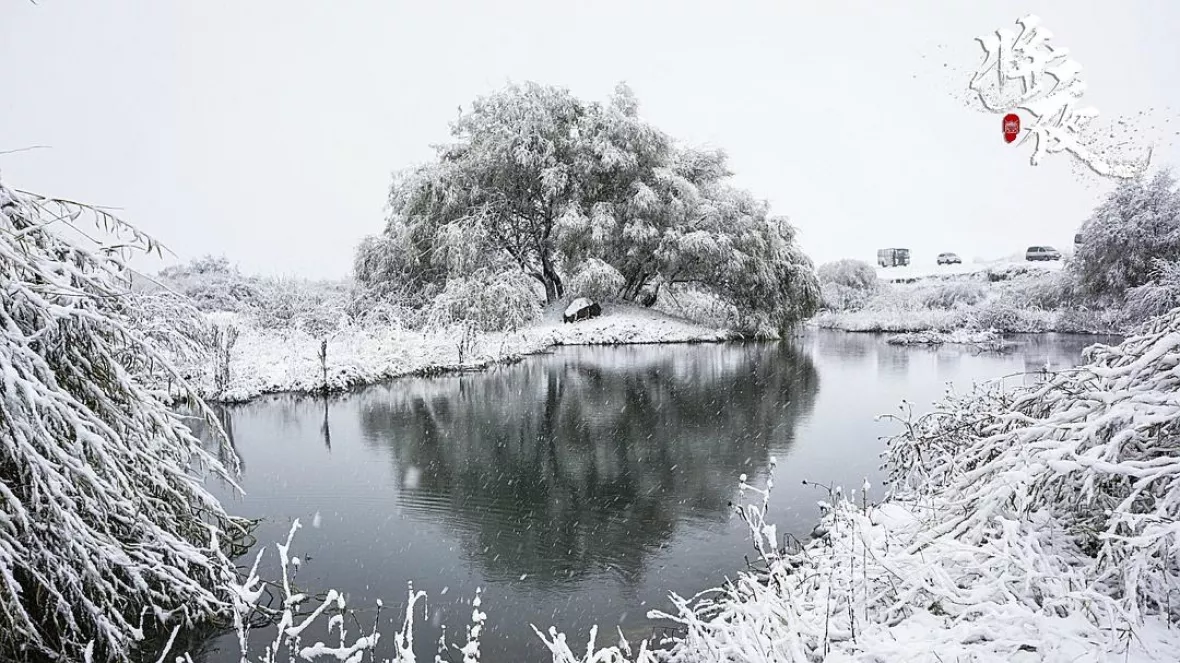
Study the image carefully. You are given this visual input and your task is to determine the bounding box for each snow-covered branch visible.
[0,178,246,661]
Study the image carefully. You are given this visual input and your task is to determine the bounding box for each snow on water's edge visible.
[173,304,735,404]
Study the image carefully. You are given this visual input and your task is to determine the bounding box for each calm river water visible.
[186,329,1117,662]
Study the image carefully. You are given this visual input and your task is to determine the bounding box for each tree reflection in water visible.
[355,341,820,588]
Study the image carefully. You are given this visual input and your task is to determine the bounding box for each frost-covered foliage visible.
[917,279,986,309]
[1073,169,1180,301]
[880,308,1180,644]
[817,259,878,291]
[817,259,880,312]
[0,180,244,662]
[567,258,625,302]
[159,256,353,336]
[353,230,442,309]
[424,270,542,332]
[998,268,1080,310]
[1125,259,1180,322]
[251,277,350,337]
[542,307,1180,662]
[159,255,262,313]
[356,82,818,332]
[814,267,1124,335]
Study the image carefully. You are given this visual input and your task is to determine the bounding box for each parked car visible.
[936,252,961,265]
[1025,245,1062,261]
[877,248,910,267]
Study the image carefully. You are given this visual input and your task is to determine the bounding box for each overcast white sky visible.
[2,0,1178,278]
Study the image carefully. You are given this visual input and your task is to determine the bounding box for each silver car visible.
[1025,246,1062,261]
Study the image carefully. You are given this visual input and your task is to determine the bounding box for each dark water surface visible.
[187,330,1117,662]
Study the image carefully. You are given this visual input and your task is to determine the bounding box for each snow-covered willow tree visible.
[356,82,819,330]
[357,83,591,304]
[0,178,245,662]
[1073,168,1180,302]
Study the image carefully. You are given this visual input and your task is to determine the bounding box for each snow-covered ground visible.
[183,303,731,403]
[877,257,1065,282]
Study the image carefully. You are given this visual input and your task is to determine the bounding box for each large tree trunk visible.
[539,253,564,304]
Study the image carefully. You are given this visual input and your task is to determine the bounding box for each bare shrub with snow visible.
[150,519,490,663]
[0,180,245,662]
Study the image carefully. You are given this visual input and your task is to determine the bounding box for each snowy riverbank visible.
[539,307,1180,662]
[182,303,733,403]
[198,308,1180,663]
[815,262,1126,336]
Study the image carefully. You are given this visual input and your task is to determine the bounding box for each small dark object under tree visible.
[563,297,602,323]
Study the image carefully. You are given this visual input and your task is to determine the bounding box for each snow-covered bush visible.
[1125,259,1180,322]
[0,180,244,662]
[158,254,262,312]
[819,282,873,312]
[1051,307,1123,335]
[1000,269,1080,310]
[251,276,351,336]
[817,258,878,291]
[969,297,1053,332]
[917,279,986,309]
[817,259,879,312]
[159,256,353,336]
[983,263,1041,282]
[1073,169,1180,301]
[425,270,542,332]
[884,306,1180,639]
[567,258,625,301]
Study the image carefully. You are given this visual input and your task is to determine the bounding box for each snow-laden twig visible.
[0,178,249,662]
